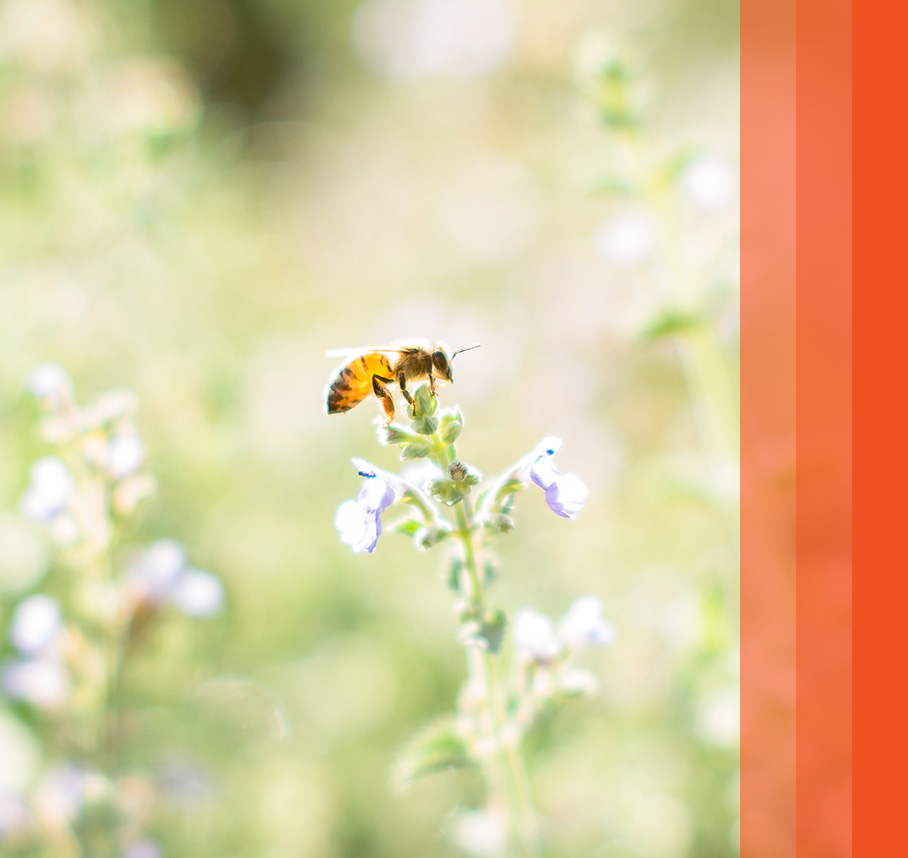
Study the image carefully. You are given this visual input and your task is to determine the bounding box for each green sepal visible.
[380,424,416,446]
[390,716,473,791]
[447,558,465,592]
[481,512,515,534]
[438,409,463,445]
[400,441,431,460]
[411,416,439,436]
[413,384,438,418]
[428,471,480,507]
[460,609,508,654]
[413,523,452,551]
[479,609,508,654]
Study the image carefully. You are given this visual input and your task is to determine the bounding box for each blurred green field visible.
[0,0,739,856]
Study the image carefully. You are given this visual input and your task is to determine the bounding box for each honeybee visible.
[325,340,480,423]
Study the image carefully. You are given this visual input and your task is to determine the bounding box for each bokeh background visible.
[0,0,739,856]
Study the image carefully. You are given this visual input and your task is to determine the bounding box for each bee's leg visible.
[372,375,396,424]
[424,355,438,397]
[396,371,416,415]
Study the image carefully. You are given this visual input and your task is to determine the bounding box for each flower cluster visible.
[1,365,225,855]
[334,397,588,556]
[330,379,613,854]
[513,595,616,663]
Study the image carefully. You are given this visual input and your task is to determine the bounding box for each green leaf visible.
[479,609,507,654]
[380,424,415,446]
[413,524,452,551]
[401,441,431,460]
[390,716,473,791]
[392,517,422,536]
[439,410,463,445]
[642,309,703,339]
[411,416,439,436]
[447,558,465,592]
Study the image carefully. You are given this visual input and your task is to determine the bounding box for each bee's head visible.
[435,344,480,383]
[432,349,453,382]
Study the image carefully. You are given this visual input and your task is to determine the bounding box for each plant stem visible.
[450,485,543,857]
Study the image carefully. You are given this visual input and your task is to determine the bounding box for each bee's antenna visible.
[451,345,481,360]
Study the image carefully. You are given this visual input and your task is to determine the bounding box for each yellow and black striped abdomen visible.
[326,352,395,414]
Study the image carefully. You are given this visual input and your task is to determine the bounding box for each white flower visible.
[129,539,186,600]
[128,540,226,619]
[105,434,145,478]
[9,594,62,655]
[593,209,655,266]
[681,156,736,210]
[527,444,588,519]
[122,841,163,858]
[453,808,507,857]
[557,595,616,650]
[335,459,398,553]
[512,608,561,662]
[1,659,70,708]
[20,457,74,522]
[171,570,225,618]
[25,362,71,400]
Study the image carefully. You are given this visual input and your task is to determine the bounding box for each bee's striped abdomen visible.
[326,352,394,414]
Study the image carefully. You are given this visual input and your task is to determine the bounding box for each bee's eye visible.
[432,350,451,378]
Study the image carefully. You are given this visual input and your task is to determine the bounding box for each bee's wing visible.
[325,346,402,358]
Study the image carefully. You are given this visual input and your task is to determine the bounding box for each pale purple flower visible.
[0,791,28,838]
[128,540,225,618]
[10,595,62,656]
[171,570,225,618]
[528,444,587,519]
[557,595,616,650]
[2,659,70,708]
[335,459,398,554]
[122,840,163,858]
[20,457,74,523]
[512,608,561,662]
[128,539,185,600]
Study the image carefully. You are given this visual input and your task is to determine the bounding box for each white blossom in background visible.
[9,594,62,656]
[1,659,70,708]
[352,0,513,80]
[557,595,616,650]
[593,208,656,266]
[25,362,71,402]
[171,570,225,619]
[19,457,74,523]
[127,540,225,619]
[681,156,737,211]
[105,433,145,479]
[453,808,507,857]
[512,608,560,662]
[122,839,163,858]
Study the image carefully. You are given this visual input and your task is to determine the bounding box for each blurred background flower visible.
[0,0,738,854]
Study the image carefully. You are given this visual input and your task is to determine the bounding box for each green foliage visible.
[390,716,474,791]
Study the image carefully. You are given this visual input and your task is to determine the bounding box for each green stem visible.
[435,439,542,857]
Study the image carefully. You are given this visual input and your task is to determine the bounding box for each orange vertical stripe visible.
[740,0,797,856]
[853,0,899,854]
[796,0,852,856]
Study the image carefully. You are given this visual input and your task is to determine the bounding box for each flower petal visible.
[544,472,588,519]
[335,500,381,553]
